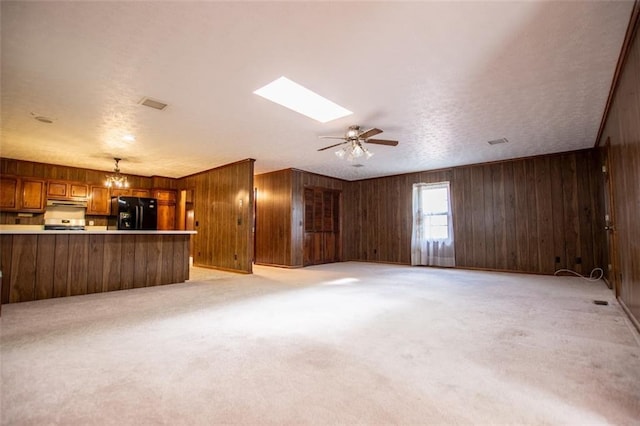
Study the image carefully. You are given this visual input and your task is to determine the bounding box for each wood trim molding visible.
[595,0,640,147]
[618,296,640,334]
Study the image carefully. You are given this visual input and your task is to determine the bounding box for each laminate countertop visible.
[0,229,197,235]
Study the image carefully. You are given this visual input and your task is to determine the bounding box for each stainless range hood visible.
[46,199,88,208]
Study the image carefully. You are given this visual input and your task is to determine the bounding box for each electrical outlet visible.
[234,254,238,260]
[555,256,560,263]
[575,257,582,264]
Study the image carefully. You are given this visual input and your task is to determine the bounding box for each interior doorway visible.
[602,139,620,296]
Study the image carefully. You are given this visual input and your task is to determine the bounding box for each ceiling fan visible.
[317,125,399,160]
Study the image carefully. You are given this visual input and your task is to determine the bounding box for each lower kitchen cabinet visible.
[0,232,193,303]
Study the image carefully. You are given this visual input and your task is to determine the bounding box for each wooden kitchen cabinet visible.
[87,186,111,215]
[20,179,46,212]
[110,188,151,198]
[47,180,88,199]
[0,177,19,210]
[152,189,177,230]
[131,189,151,197]
[0,176,45,212]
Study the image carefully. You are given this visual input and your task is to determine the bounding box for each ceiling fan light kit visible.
[319,125,398,161]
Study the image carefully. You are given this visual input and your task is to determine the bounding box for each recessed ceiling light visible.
[122,134,136,142]
[253,76,352,123]
[488,137,509,145]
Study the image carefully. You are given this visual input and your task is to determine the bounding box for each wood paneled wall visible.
[597,10,640,326]
[291,169,345,267]
[254,170,294,266]
[452,151,604,274]
[343,169,451,263]
[254,168,345,267]
[342,150,604,275]
[178,159,255,273]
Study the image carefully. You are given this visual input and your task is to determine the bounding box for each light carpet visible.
[1,262,639,425]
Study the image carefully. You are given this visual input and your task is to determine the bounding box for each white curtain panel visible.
[411,182,455,267]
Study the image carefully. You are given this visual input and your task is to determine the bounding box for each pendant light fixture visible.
[104,157,129,188]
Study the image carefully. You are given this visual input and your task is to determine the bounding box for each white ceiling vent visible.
[352,164,364,168]
[139,97,168,111]
[487,138,509,145]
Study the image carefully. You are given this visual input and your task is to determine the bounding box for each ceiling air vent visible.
[352,164,364,168]
[488,138,509,145]
[139,97,168,111]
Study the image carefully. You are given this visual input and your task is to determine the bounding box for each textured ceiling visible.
[0,1,633,180]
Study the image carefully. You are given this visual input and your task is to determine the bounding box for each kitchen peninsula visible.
[0,229,196,304]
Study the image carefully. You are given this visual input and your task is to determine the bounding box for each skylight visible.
[253,77,352,123]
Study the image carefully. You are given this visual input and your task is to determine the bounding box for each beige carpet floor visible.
[1,262,639,425]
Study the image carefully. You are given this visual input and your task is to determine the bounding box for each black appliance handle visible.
[140,204,144,229]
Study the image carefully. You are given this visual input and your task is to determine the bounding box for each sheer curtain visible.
[411,182,455,266]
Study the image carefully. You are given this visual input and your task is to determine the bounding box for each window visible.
[411,181,455,266]
[418,183,451,240]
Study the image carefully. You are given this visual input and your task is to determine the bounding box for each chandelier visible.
[104,157,129,188]
[335,140,374,161]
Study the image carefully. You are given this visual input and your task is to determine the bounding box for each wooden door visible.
[603,139,621,295]
[303,187,341,266]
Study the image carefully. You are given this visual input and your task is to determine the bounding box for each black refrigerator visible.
[108,196,158,230]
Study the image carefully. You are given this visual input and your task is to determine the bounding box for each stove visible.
[44,218,86,231]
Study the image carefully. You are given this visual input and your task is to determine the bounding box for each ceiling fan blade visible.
[317,141,348,151]
[358,128,383,139]
[318,136,346,140]
[365,139,399,146]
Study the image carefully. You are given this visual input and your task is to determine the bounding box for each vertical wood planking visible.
[0,235,13,303]
[161,235,174,284]
[492,164,507,270]
[502,163,518,270]
[483,165,496,269]
[534,157,554,274]
[35,235,55,299]
[103,235,122,292]
[549,156,566,269]
[178,159,254,273]
[120,235,135,289]
[470,167,486,267]
[87,234,105,293]
[133,235,149,288]
[53,234,69,298]
[68,235,89,296]
[561,154,580,273]
[10,235,37,302]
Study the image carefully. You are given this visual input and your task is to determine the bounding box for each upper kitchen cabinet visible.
[0,176,45,212]
[110,188,151,198]
[47,180,88,199]
[0,176,19,210]
[87,186,110,215]
[152,189,177,230]
[21,178,46,212]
